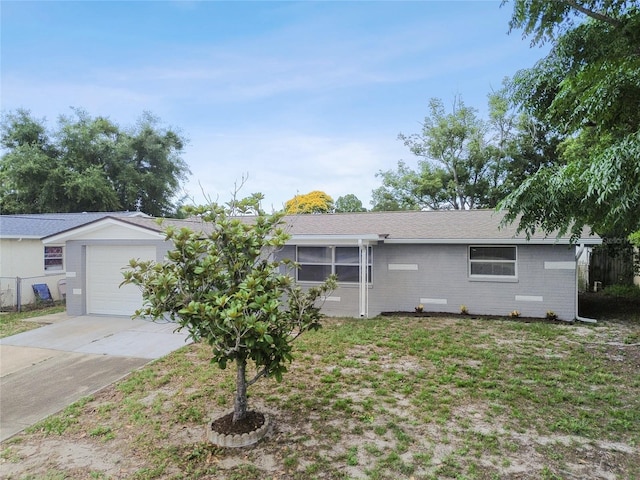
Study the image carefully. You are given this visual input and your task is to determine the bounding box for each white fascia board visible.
[0,235,42,240]
[287,234,380,246]
[43,218,164,244]
[574,238,603,245]
[383,237,602,245]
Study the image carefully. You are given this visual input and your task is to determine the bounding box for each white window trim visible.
[296,245,372,285]
[468,245,517,281]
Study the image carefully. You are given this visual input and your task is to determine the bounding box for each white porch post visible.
[359,239,368,318]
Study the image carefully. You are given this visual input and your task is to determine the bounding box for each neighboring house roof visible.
[0,212,148,239]
[42,210,601,245]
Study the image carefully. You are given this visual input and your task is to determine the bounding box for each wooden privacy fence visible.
[588,247,635,289]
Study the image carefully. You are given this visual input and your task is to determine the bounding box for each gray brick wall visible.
[369,243,576,320]
[277,243,578,321]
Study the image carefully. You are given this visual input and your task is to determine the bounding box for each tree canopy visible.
[334,194,366,213]
[504,0,633,46]
[372,92,527,211]
[0,109,190,216]
[122,194,336,423]
[499,0,640,239]
[284,190,334,214]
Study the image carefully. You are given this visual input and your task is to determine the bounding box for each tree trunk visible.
[233,358,248,423]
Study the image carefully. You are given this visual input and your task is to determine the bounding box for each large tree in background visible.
[0,108,190,216]
[335,194,366,213]
[371,160,423,211]
[499,0,640,239]
[372,94,516,211]
[285,190,334,214]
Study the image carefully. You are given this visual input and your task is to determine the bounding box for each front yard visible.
[1,309,639,479]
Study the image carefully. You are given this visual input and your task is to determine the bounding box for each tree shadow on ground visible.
[579,292,640,324]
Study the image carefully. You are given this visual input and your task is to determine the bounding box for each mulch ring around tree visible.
[211,410,265,436]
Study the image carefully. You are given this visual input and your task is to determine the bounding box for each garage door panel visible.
[87,245,156,316]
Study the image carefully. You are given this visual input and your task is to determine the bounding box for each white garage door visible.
[86,245,156,316]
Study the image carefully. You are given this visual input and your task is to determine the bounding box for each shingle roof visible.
[0,212,147,238]
[111,210,599,244]
[285,210,504,239]
[282,210,598,243]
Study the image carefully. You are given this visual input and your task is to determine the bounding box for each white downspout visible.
[575,243,597,324]
[359,239,368,318]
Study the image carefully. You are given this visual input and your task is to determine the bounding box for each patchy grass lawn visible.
[1,314,639,480]
[0,305,66,338]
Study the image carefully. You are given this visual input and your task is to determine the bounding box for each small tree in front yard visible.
[121,193,336,424]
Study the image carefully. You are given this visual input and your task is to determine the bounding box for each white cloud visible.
[180,130,404,211]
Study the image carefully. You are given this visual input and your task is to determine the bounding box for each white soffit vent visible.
[388,264,418,271]
[544,262,575,270]
[515,295,544,302]
[321,296,341,302]
[420,298,448,305]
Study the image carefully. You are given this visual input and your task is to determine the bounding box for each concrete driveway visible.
[0,313,191,442]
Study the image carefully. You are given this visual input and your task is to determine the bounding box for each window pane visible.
[298,247,331,263]
[298,264,332,282]
[470,247,516,261]
[335,265,359,282]
[45,259,63,270]
[44,246,63,257]
[296,246,373,283]
[471,262,515,276]
[44,246,63,271]
[335,247,359,264]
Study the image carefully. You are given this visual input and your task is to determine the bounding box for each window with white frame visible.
[469,246,516,277]
[297,246,372,283]
[44,246,64,271]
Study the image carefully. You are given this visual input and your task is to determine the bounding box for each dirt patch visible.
[0,438,133,478]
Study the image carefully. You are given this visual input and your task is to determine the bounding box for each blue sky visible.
[1,1,550,211]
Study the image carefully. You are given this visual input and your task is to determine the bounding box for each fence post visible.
[16,276,22,313]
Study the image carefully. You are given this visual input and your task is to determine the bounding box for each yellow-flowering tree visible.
[285,190,334,214]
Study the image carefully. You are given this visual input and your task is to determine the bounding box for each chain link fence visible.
[0,274,66,312]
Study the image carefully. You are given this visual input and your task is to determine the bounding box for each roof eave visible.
[287,234,381,245]
[0,235,43,240]
[383,237,602,245]
[42,217,164,243]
